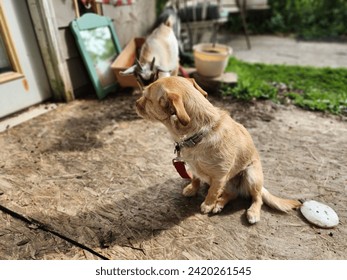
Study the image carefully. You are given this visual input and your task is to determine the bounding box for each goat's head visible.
[120,57,158,89]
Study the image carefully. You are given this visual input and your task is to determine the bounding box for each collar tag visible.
[172,157,192,179]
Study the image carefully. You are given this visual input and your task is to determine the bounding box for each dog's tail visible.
[262,187,301,212]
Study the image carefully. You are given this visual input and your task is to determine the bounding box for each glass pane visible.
[80,27,117,87]
[0,30,13,74]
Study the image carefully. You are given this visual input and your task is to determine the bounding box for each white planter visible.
[193,43,232,77]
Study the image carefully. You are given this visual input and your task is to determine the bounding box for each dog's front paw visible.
[212,202,224,214]
[247,209,260,224]
[201,200,226,214]
[182,183,198,197]
[200,201,216,214]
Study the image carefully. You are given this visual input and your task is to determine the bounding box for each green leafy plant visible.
[227,0,347,40]
[222,57,347,115]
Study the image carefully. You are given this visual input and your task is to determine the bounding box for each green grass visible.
[226,0,347,40]
[222,57,347,115]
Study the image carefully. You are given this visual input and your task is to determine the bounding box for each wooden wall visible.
[50,0,156,97]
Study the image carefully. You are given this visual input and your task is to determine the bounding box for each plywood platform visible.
[0,91,346,260]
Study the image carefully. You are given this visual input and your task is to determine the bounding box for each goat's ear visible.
[120,65,137,76]
[167,92,190,126]
[188,78,208,98]
[150,57,156,70]
[135,58,143,70]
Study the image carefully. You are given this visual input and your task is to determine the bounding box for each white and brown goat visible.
[121,15,179,88]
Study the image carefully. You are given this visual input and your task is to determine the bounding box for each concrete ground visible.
[220,34,347,68]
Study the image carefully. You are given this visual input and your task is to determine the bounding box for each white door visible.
[0,0,51,119]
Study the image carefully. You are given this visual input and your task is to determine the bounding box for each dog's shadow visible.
[214,191,296,227]
[45,179,261,255]
[35,176,298,260]
[217,199,252,226]
[181,183,256,227]
[44,179,202,251]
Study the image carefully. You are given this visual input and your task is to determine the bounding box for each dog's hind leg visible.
[182,176,200,197]
[240,161,264,224]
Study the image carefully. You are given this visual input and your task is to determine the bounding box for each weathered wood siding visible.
[50,0,156,97]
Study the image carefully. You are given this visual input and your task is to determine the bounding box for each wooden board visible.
[185,68,238,94]
[0,92,346,260]
[0,210,92,260]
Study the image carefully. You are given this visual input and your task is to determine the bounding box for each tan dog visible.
[136,76,301,224]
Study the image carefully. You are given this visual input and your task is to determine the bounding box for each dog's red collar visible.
[172,157,192,179]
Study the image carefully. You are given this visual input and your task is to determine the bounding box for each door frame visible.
[27,0,74,101]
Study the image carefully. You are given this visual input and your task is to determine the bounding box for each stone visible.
[300,200,339,228]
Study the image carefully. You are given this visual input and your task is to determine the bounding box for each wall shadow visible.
[43,90,140,152]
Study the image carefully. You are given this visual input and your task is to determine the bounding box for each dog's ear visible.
[167,92,190,126]
[188,78,208,98]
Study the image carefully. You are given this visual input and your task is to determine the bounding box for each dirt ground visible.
[0,90,346,260]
